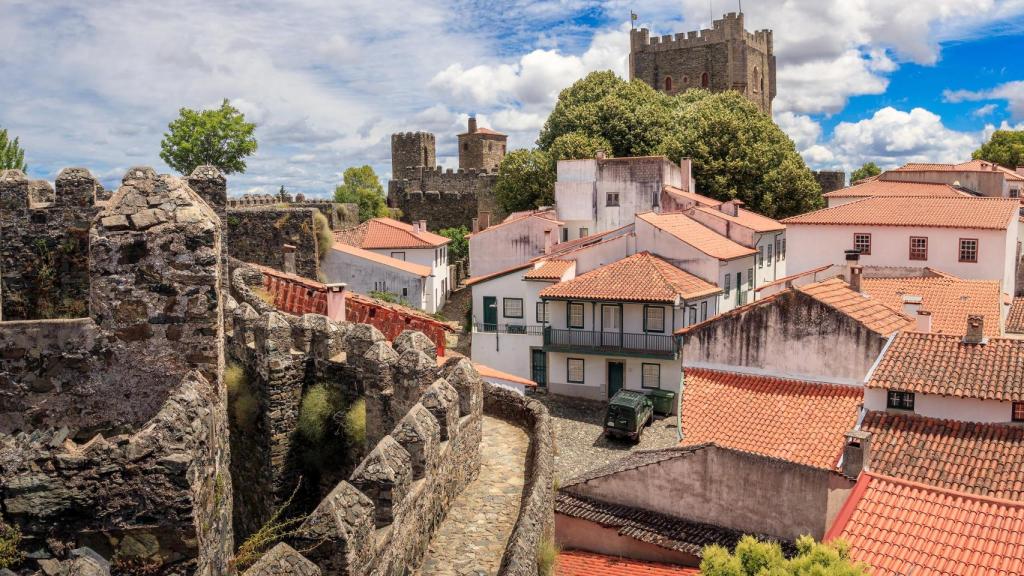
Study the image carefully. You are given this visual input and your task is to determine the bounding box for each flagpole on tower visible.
[630,10,638,30]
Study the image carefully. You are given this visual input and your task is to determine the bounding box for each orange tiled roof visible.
[894,159,1024,181]
[463,262,534,287]
[662,185,722,207]
[539,252,721,303]
[524,260,573,281]
[460,126,506,137]
[692,205,785,232]
[470,209,563,238]
[823,180,971,199]
[636,212,757,260]
[331,242,431,277]
[436,356,537,387]
[557,550,699,576]
[860,411,1024,501]
[796,278,914,336]
[780,196,1018,230]
[679,368,863,470]
[1008,297,1024,334]
[867,332,1024,402]
[334,217,450,249]
[826,471,1024,576]
[861,275,1002,337]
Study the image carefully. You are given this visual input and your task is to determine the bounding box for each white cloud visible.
[773,111,822,151]
[944,81,1024,119]
[973,103,999,117]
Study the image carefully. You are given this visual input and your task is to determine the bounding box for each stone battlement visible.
[631,12,772,53]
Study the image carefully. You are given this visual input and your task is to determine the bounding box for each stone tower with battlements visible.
[392,131,436,178]
[457,117,507,171]
[630,12,776,114]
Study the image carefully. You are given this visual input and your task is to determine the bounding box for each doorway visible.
[482,296,497,331]
[607,361,624,398]
[531,349,546,387]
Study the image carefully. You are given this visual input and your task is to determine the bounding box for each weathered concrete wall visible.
[227,207,321,279]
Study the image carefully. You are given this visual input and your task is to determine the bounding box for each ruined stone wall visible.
[813,170,846,194]
[388,167,502,230]
[227,207,321,279]
[0,169,99,320]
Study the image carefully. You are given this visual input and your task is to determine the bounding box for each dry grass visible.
[313,210,333,263]
[537,535,560,576]
[0,521,23,569]
[296,384,344,444]
[226,363,258,432]
[251,286,276,306]
[345,398,366,448]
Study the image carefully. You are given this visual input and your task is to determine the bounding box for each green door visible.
[608,362,624,398]
[531,349,547,387]
[483,296,497,331]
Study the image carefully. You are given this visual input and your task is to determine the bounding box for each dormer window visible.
[1013,402,1024,422]
[886,390,915,411]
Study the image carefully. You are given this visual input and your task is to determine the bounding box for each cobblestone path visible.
[417,415,529,575]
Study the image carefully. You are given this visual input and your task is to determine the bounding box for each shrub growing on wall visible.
[313,210,332,263]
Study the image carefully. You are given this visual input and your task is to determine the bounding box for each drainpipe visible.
[676,364,686,442]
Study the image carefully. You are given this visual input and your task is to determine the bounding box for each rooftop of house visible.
[866,331,1024,402]
[539,251,721,303]
[636,211,757,260]
[556,550,700,576]
[892,159,1024,182]
[524,259,574,281]
[780,196,1019,230]
[1007,297,1024,334]
[691,203,786,232]
[823,179,973,199]
[436,356,537,388]
[861,274,1002,338]
[680,368,863,470]
[677,277,913,337]
[334,217,450,249]
[458,126,506,137]
[859,410,1024,501]
[331,241,432,277]
[469,208,562,238]
[661,185,722,207]
[825,471,1024,576]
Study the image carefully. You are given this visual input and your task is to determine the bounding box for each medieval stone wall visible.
[389,166,502,230]
[813,170,846,194]
[227,207,322,279]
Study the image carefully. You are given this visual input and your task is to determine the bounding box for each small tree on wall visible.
[0,128,27,172]
[334,165,390,222]
[160,99,258,175]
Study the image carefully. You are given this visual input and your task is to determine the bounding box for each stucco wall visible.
[322,249,428,311]
[880,169,1008,197]
[547,351,682,406]
[863,388,1016,423]
[469,217,563,278]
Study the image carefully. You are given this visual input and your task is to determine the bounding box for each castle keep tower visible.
[629,12,776,113]
[392,131,436,179]
[458,117,507,171]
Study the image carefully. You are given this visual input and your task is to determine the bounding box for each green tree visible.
[438,226,469,262]
[494,149,556,213]
[159,99,257,175]
[700,536,867,576]
[0,128,27,172]
[536,72,823,218]
[334,165,389,222]
[547,132,613,163]
[973,129,1024,168]
[849,162,881,184]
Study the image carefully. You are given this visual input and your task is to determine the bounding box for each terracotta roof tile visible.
[557,550,699,576]
[826,471,1024,576]
[796,278,914,336]
[524,260,574,281]
[539,252,721,303]
[692,205,785,232]
[459,126,506,136]
[334,217,450,249]
[823,180,971,199]
[860,411,1024,501]
[1007,298,1024,334]
[331,242,431,277]
[463,262,533,287]
[867,332,1024,402]
[861,275,1002,337]
[637,212,756,260]
[680,368,863,469]
[662,185,722,207]
[893,159,1024,181]
[780,196,1018,230]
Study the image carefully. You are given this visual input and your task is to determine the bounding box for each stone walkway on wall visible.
[416,415,529,576]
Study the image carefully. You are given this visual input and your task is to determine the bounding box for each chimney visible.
[472,217,479,234]
[679,158,693,192]
[964,314,985,344]
[468,116,477,134]
[282,244,297,275]
[844,249,861,262]
[418,219,428,233]
[595,150,607,160]
[479,211,491,230]
[326,283,347,322]
[721,199,743,217]
[916,310,932,333]
[901,294,922,317]
[841,430,872,479]
[544,229,554,255]
[849,265,862,293]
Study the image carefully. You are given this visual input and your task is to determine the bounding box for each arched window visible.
[701,72,709,88]
[664,76,673,91]
[463,142,469,151]
[752,66,761,93]
[422,146,429,166]
[682,75,689,85]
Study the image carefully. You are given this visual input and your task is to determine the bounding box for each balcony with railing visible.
[475,323,545,336]
[542,327,678,359]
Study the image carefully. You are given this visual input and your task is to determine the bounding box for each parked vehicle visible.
[603,390,654,442]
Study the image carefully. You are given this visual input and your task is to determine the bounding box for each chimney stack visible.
[326,283,347,322]
[901,294,922,317]
[916,310,932,333]
[721,199,743,217]
[841,430,872,479]
[595,150,607,160]
[849,265,863,293]
[472,218,479,234]
[679,158,694,192]
[468,116,477,134]
[282,244,297,275]
[418,219,428,233]
[479,211,491,230]
[964,314,985,344]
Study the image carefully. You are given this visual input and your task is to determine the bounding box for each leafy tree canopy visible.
[438,226,469,262]
[849,162,881,184]
[701,536,867,576]
[334,165,389,222]
[0,128,27,172]
[160,99,257,175]
[537,72,823,218]
[494,148,556,213]
[973,130,1024,169]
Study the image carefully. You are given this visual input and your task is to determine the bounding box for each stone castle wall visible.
[813,170,846,194]
[227,207,322,279]
[388,166,501,230]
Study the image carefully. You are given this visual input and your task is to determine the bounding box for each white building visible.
[879,160,1024,198]
[467,209,563,277]
[782,196,1020,296]
[822,180,973,208]
[327,217,451,312]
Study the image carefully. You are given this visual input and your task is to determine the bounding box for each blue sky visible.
[1,0,1023,197]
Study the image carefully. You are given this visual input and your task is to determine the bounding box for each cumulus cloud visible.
[944,81,1024,119]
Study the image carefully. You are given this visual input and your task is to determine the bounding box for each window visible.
[642,363,661,389]
[644,306,665,332]
[664,76,673,91]
[390,251,406,261]
[747,268,754,289]
[700,301,708,321]
[503,298,523,318]
[1013,402,1024,422]
[724,273,732,298]
[682,75,689,85]
[567,358,584,383]
[909,237,928,261]
[766,245,773,264]
[758,246,765,268]
[602,305,621,331]
[402,287,408,297]
[561,228,569,242]
[374,281,386,291]
[752,66,761,93]
[579,227,589,237]
[1011,189,1020,198]
[606,192,620,206]
[854,233,871,255]
[781,238,787,260]
[463,142,469,151]
[688,307,697,324]
[886,390,915,411]
[652,189,659,207]
[959,238,978,263]
[701,72,709,87]
[536,302,549,323]
[568,302,585,329]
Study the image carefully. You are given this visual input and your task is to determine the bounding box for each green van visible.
[603,390,654,442]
